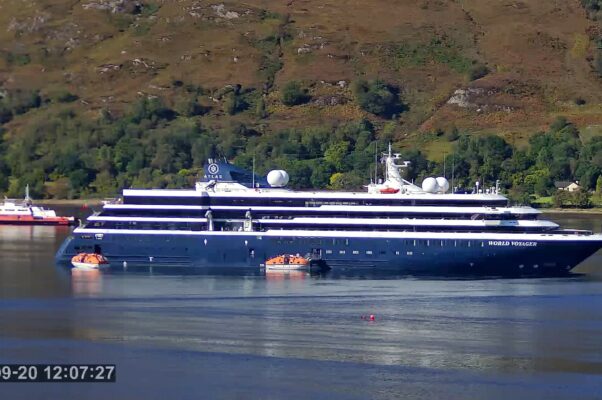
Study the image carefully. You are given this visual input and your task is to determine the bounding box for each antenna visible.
[252,156,256,188]
[443,151,446,178]
[374,142,378,184]
[451,155,455,192]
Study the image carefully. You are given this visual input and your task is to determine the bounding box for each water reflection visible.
[71,269,104,297]
[1,209,602,382]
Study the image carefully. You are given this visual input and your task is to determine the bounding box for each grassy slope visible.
[1,0,602,159]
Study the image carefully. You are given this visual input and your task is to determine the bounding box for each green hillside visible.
[0,0,602,199]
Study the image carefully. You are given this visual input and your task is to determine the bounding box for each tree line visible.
[0,92,600,206]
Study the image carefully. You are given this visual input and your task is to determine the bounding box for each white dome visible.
[267,170,287,187]
[277,170,290,186]
[436,177,450,193]
[421,177,439,193]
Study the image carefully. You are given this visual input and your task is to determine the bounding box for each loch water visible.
[1,209,602,399]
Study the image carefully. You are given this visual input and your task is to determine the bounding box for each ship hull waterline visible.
[55,230,602,277]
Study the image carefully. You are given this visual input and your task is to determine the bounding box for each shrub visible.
[446,127,460,142]
[574,97,587,106]
[281,81,310,106]
[141,2,160,16]
[595,51,602,77]
[467,64,489,81]
[3,90,41,115]
[174,95,205,117]
[352,79,404,118]
[6,53,31,66]
[52,90,78,103]
[224,92,248,115]
[0,105,12,124]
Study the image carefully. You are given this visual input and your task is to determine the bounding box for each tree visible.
[352,79,404,118]
[553,190,571,208]
[256,96,267,118]
[281,81,309,106]
[324,141,350,171]
[573,190,592,208]
[328,172,364,190]
[174,94,204,117]
[224,92,248,115]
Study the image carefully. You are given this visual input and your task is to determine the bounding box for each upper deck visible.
[122,188,509,208]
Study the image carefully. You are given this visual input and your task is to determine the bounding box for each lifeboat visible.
[71,253,110,270]
[265,254,310,271]
[379,187,400,194]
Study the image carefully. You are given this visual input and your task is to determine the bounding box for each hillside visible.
[0,0,602,198]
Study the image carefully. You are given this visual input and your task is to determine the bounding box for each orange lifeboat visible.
[265,254,310,270]
[71,253,110,270]
[380,187,400,194]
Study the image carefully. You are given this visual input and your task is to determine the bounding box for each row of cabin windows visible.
[101,209,538,220]
[86,221,204,231]
[273,238,492,247]
[312,240,489,253]
[258,223,548,233]
[85,220,548,233]
[124,196,508,208]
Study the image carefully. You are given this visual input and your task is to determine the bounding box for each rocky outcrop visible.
[447,86,516,113]
[211,4,239,19]
[82,0,142,14]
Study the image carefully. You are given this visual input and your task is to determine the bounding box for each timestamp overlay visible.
[0,365,115,383]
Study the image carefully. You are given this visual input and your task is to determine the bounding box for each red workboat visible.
[0,186,76,226]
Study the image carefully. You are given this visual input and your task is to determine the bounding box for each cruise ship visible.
[55,148,602,276]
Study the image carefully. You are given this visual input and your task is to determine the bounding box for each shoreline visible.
[539,208,602,214]
[35,199,105,206]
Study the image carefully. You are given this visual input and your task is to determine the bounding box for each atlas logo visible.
[207,163,220,174]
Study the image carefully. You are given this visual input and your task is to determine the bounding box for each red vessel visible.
[0,186,76,226]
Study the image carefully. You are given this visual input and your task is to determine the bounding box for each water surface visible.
[1,210,602,399]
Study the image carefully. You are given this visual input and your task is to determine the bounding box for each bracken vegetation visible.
[1,0,602,202]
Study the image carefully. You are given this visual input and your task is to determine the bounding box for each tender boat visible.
[71,253,109,270]
[265,254,311,270]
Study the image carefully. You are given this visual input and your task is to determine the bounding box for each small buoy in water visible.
[369,315,375,321]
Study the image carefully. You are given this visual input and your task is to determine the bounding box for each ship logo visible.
[207,163,220,174]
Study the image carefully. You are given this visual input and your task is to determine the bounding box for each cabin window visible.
[366,250,373,255]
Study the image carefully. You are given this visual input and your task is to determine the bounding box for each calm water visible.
[1,209,602,399]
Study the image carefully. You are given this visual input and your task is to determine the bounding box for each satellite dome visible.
[267,170,287,187]
[436,177,450,193]
[277,170,290,186]
[421,177,439,193]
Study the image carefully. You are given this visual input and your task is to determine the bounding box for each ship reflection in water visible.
[1,213,602,399]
